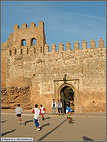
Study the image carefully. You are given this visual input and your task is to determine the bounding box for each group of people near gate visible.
[15,99,72,131]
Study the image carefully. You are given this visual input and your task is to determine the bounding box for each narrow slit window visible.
[21,49,23,54]
[9,50,12,56]
[41,47,42,53]
[27,48,29,54]
[34,48,36,53]
[14,49,17,55]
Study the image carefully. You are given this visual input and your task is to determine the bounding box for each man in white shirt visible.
[15,104,23,125]
[52,99,56,114]
[32,104,40,131]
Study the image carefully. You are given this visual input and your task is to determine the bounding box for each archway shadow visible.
[40,123,50,130]
[24,119,33,126]
[1,120,7,123]
[83,136,94,141]
[1,129,16,136]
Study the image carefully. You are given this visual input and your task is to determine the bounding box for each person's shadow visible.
[2,129,16,136]
[83,136,94,141]
[40,123,50,130]
[24,119,33,126]
[1,120,7,123]
[45,117,50,120]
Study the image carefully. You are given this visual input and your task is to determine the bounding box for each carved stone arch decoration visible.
[58,83,75,97]
[54,80,79,113]
[57,83,76,113]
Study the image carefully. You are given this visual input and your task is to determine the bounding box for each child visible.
[32,104,41,131]
[15,104,23,125]
[40,104,46,120]
[66,105,72,123]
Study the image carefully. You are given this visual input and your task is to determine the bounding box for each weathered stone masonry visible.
[1,21,106,112]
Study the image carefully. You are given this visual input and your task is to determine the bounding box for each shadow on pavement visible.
[83,136,94,141]
[37,119,67,141]
[1,129,16,136]
[24,119,33,125]
[1,120,7,123]
[45,117,50,120]
[40,123,50,130]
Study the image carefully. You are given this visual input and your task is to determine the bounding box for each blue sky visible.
[1,1,106,50]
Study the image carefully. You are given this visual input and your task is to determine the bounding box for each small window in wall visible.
[21,49,23,54]
[27,48,29,54]
[31,38,36,45]
[14,49,17,55]
[34,48,36,53]
[21,39,26,46]
[41,47,42,53]
[9,50,12,56]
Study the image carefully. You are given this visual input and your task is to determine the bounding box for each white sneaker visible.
[19,122,21,125]
[36,128,40,131]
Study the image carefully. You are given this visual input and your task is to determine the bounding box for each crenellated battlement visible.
[13,21,44,31]
[5,21,105,58]
[8,38,105,57]
[9,21,46,53]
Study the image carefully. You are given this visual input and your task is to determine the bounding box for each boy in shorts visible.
[40,104,46,120]
[15,104,23,125]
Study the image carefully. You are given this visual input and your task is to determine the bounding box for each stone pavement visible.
[1,111,106,141]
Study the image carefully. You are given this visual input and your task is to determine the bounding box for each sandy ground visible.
[1,111,106,141]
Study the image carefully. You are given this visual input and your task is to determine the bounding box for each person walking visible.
[15,104,23,125]
[32,104,41,131]
[57,100,62,115]
[66,105,72,123]
[40,104,46,120]
[52,99,56,114]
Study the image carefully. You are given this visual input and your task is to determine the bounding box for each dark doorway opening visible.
[60,86,74,113]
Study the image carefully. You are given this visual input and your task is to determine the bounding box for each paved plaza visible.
[1,111,106,141]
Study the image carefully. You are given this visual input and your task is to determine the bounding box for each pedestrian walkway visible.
[1,111,106,141]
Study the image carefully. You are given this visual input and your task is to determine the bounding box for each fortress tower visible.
[1,21,106,113]
[1,21,46,88]
[13,21,46,52]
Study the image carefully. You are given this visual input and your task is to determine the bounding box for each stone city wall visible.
[4,39,106,112]
[1,21,106,112]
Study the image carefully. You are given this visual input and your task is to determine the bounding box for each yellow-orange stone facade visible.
[1,21,106,112]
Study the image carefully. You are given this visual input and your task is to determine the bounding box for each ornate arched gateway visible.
[60,85,74,113]
[58,83,75,113]
[54,79,79,113]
